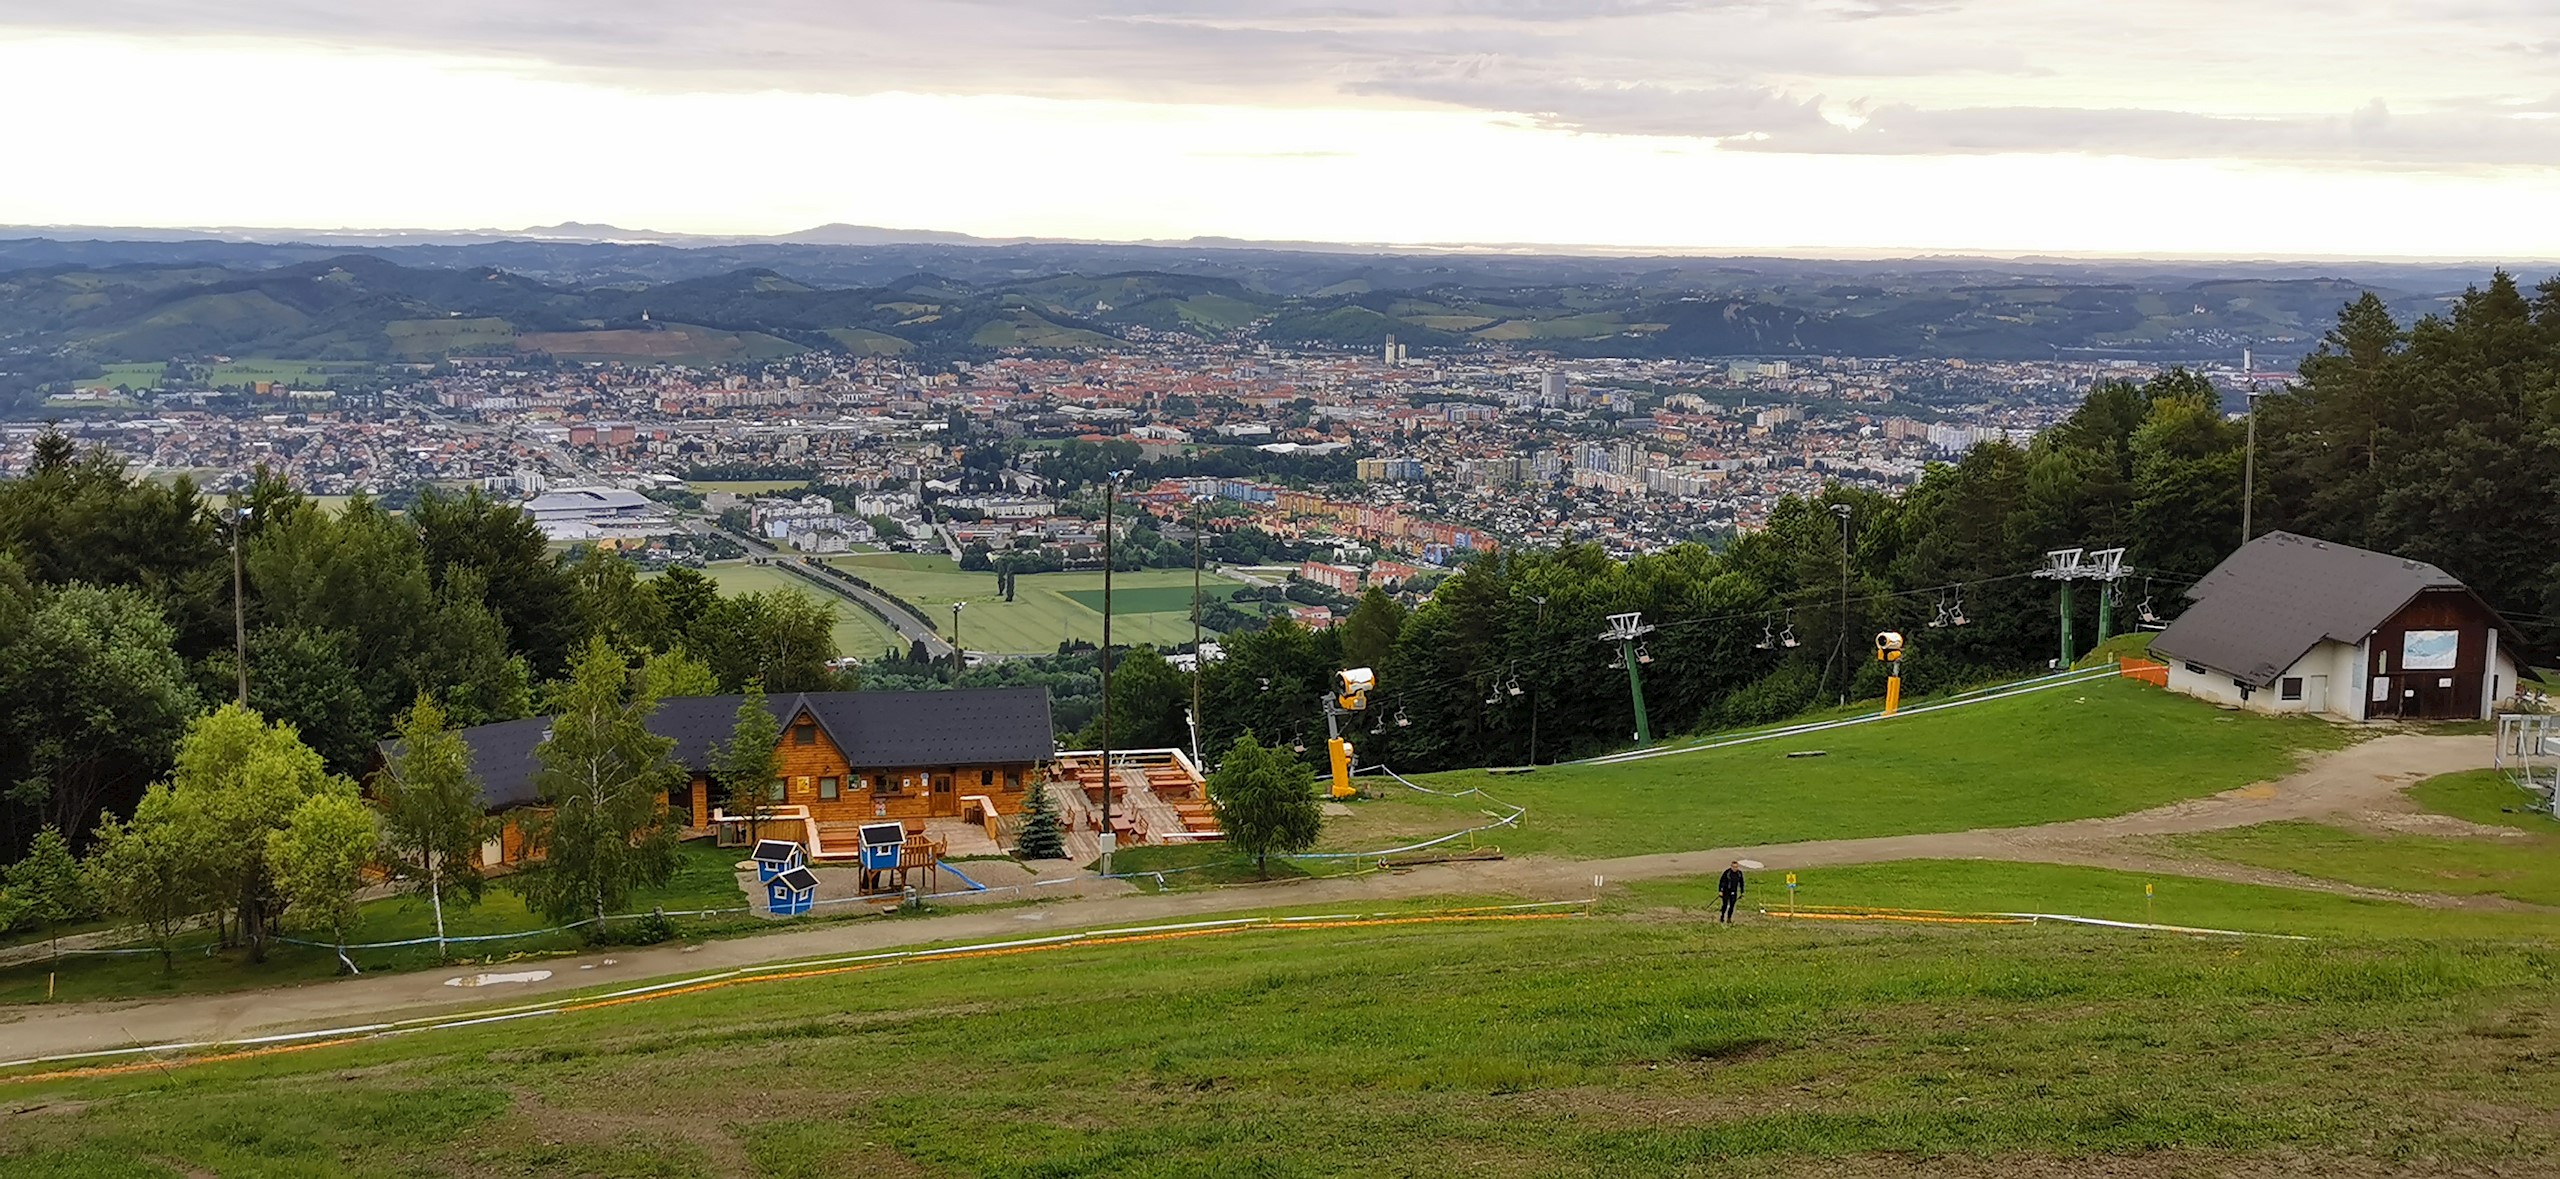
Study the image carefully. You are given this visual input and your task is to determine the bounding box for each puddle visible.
[443,970,554,988]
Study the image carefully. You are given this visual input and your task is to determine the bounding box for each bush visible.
[595,910,679,946]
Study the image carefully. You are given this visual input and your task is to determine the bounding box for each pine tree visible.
[1014,780,1066,861]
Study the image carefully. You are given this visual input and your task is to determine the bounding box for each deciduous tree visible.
[373,694,487,957]
[522,637,684,926]
[712,683,781,845]
[1205,732,1322,878]
[267,792,379,972]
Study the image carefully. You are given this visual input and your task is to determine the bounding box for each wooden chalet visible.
[420,687,1055,868]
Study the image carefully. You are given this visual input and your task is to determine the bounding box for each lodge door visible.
[930,772,957,816]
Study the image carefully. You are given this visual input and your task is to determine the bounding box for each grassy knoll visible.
[2409,768,2560,829]
[0,842,751,1005]
[827,555,1245,653]
[7,874,2560,1174]
[1371,677,2350,858]
[684,561,903,659]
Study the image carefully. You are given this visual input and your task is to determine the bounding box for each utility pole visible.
[228,501,250,705]
[2241,379,2261,545]
[949,601,965,673]
[1831,503,1852,707]
[1097,470,1129,875]
[1190,521,1204,767]
[1529,595,1548,765]
[1599,611,1656,746]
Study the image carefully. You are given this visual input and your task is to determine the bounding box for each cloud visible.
[1728,98,2560,168]
[1354,64,1830,138]
[7,1,2559,172]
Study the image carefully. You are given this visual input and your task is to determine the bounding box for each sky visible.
[6,2,2560,257]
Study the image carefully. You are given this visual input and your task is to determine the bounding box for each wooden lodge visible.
[426,687,1056,868]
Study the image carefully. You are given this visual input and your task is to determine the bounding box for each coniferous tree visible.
[1014,780,1066,860]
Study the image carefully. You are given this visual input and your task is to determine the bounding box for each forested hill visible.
[0,238,2496,393]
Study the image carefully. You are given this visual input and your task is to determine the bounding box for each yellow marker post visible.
[2145,880,2155,924]
[1875,632,1905,716]
[1786,872,1798,914]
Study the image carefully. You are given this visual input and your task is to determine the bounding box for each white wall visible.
[2164,640,2362,721]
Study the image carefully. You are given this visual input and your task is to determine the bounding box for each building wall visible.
[2366,589,2505,720]
[2166,640,2361,720]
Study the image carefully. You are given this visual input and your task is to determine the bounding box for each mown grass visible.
[682,561,902,658]
[2157,769,2560,910]
[1626,858,2560,940]
[6,873,2559,1175]
[824,556,1246,653]
[0,841,752,1004]
[1375,677,2349,859]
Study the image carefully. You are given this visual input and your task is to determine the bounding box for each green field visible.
[2167,770,2560,909]
[66,363,166,391]
[8,865,2560,1175]
[829,554,1246,653]
[1373,677,2351,858]
[686,562,904,659]
[208,360,370,387]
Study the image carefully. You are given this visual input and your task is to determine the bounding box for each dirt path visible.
[0,733,2498,1064]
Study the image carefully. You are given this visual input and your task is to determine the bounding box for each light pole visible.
[1529,594,1548,765]
[1097,469,1132,875]
[949,601,966,672]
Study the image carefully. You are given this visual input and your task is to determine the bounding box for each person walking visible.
[1717,861,1745,924]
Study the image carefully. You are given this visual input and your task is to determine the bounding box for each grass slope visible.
[1374,677,2349,858]
[7,871,2559,1175]
[2168,770,2560,909]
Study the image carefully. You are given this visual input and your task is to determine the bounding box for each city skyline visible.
[9,2,2560,258]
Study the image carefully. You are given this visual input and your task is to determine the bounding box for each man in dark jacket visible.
[1717,862,1745,923]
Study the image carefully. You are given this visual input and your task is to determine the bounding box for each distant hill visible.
[0,232,2506,409]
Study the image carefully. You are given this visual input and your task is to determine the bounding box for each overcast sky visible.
[8,2,2560,256]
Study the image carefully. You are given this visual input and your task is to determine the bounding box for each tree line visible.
[0,444,849,863]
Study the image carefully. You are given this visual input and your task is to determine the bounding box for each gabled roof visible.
[751,839,802,863]
[2151,531,2482,687]
[770,866,819,892]
[412,687,1054,812]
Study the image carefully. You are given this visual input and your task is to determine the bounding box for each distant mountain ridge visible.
[0,230,2510,408]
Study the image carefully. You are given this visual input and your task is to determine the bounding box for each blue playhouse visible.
[767,866,819,916]
[751,839,804,883]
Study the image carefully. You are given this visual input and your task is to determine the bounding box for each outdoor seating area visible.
[1049,749,1224,856]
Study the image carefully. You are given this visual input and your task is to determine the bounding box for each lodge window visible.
[980,769,995,788]
[766,778,786,802]
[794,722,816,746]
[819,776,840,801]
[2184,662,2207,675]
[1005,769,1022,791]
[2280,677,2304,701]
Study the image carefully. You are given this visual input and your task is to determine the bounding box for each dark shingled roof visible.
[2150,531,2467,688]
[420,687,1054,812]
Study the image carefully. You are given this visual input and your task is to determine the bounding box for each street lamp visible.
[1097,468,1133,875]
[949,601,966,672]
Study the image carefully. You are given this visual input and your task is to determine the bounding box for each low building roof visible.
[2151,531,2480,688]
[407,687,1054,812]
